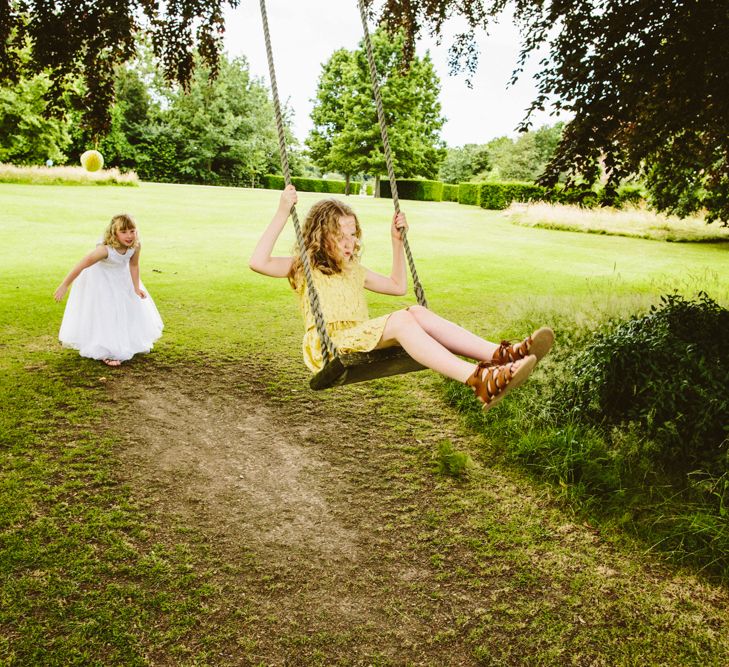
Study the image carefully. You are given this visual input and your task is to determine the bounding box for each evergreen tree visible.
[118,52,287,186]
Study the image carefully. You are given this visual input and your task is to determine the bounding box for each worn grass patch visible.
[0,356,231,664]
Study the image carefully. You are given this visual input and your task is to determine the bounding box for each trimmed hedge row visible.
[550,183,646,209]
[465,181,647,210]
[379,178,443,202]
[375,178,552,207]
[262,174,360,195]
[260,173,646,210]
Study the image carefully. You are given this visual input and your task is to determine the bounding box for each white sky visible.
[223,1,563,148]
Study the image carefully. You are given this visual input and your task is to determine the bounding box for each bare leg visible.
[405,304,499,361]
[379,309,526,383]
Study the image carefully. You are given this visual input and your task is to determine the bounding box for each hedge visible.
[261,175,360,195]
[442,183,459,202]
[260,174,645,210]
[379,178,443,201]
[457,182,481,206]
[479,181,548,210]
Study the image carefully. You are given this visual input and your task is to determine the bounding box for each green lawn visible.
[2,182,728,665]
[3,181,727,357]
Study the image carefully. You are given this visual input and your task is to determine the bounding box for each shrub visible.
[457,182,481,206]
[549,183,645,209]
[479,181,548,210]
[555,292,729,477]
[615,184,646,207]
[549,183,599,206]
[323,179,360,195]
[291,177,322,193]
[135,125,182,183]
[444,294,729,577]
[594,184,646,208]
[379,178,443,201]
[442,183,459,202]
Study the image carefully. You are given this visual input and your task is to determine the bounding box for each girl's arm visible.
[129,245,146,299]
[249,185,297,278]
[53,245,109,301]
[364,211,408,296]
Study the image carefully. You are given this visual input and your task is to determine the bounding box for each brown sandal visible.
[491,326,554,366]
[466,355,537,412]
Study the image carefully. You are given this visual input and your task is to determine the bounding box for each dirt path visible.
[108,359,729,666]
[116,365,358,561]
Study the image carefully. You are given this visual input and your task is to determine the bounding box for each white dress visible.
[59,245,163,361]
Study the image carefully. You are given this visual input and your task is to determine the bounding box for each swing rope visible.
[259,0,429,368]
[356,0,428,309]
[259,0,338,363]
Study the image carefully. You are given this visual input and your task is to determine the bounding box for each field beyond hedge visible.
[2,182,728,665]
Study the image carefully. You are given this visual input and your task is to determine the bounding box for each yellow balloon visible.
[80,150,104,172]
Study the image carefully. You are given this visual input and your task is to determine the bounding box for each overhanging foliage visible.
[374,0,729,223]
[0,0,238,135]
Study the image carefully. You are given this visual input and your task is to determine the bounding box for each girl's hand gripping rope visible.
[391,211,408,242]
[279,184,298,215]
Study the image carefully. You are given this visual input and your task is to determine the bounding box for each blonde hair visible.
[103,214,140,250]
[288,198,362,290]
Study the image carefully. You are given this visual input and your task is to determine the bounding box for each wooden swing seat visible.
[310,346,426,390]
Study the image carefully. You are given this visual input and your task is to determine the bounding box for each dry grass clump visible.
[504,201,729,243]
[0,163,139,186]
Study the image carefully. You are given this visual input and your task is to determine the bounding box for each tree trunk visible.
[375,175,381,198]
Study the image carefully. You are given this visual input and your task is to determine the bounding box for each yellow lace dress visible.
[298,262,394,372]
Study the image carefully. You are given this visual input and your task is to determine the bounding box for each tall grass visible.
[444,288,729,581]
[505,201,729,242]
[0,163,139,186]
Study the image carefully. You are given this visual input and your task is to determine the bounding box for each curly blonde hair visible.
[103,214,140,251]
[288,198,362,290]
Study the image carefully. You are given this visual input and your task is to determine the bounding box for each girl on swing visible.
[250,185,554,411]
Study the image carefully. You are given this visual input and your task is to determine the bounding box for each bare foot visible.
[103,359,122,367]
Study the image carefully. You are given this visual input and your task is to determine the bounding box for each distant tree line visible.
[438,123,564,185]
[0,46,291,186]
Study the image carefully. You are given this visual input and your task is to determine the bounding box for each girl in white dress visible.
[54,214,163,366]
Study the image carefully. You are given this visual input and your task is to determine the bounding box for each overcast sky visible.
[223,1,562,148]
